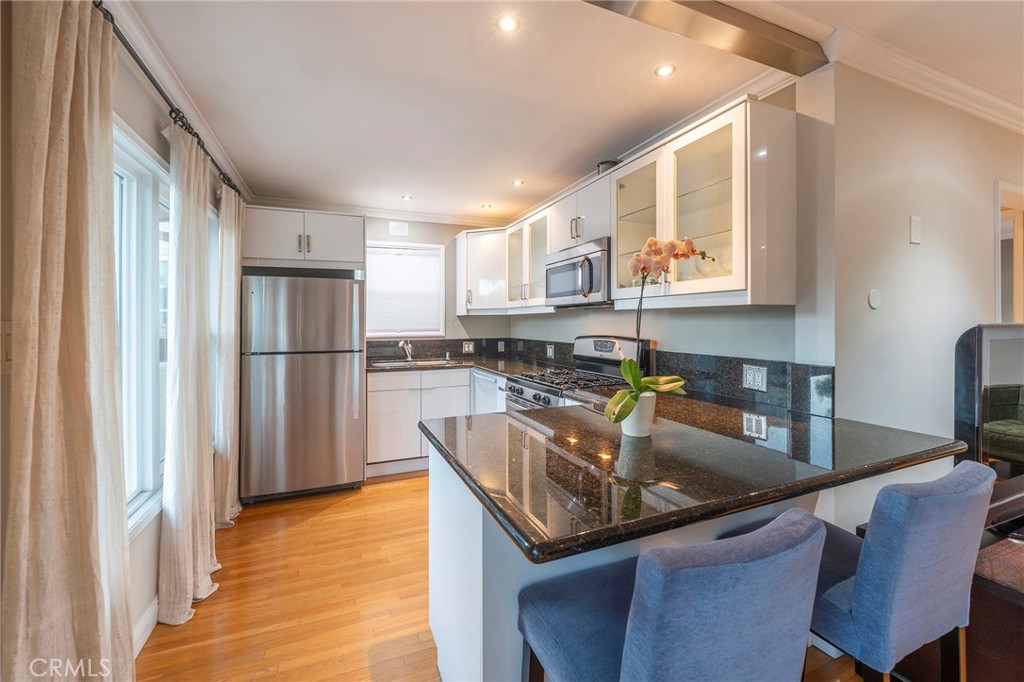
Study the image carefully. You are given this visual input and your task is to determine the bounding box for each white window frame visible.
[365,241,446,338]
[114,119,170,532]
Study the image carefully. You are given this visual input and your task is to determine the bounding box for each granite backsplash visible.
[365,338,833,417]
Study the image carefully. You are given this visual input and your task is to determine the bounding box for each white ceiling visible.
[131,1,1023,225]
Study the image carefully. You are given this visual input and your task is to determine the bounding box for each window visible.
[113,126,170,512]
[365,243,445,337]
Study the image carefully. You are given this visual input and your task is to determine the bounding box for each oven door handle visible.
[578,256,593,298]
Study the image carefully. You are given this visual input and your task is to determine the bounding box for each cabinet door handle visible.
[576,216,584,239]
[306,234,311,253]
[298,234,303,253]
[569,217,577,240]
[467,289,473,306]
[522,283,527,301]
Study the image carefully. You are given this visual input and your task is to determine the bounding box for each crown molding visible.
[105,0,254,200]
[250,195,507,229]
[825,24,1023,135]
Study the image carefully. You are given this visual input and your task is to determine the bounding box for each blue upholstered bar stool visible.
[517,507,825,682]
[811,461,996,682]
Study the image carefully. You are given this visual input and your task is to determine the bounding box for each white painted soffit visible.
[106,0,254,200]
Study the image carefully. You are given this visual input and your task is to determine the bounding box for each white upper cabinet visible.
[242,206,365,264]
[506,211,549,308]
[456,228,507,315]
[612,98,795,308]
[243,207,306,260]
[547,177,612,254]
[303,212,365,263]
[547,194,577,254]
[574,176,611,244]
[611,148,662,296]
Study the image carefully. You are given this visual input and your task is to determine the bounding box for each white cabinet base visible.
[427,446,818,682]
[366,458,429,479]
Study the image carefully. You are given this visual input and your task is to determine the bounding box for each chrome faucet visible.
[399,340,413,361]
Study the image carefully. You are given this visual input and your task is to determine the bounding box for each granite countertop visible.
[419,393,966,563]
[366,356,562,376]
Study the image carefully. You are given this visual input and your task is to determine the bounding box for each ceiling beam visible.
[586,0,829,76]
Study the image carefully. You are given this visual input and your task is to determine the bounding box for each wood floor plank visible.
[135,476,857,681]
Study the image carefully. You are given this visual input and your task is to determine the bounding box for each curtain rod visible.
[92,0,241,194]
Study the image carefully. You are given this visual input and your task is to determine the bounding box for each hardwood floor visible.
[135,474,857,681]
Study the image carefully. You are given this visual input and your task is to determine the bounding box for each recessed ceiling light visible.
[497,15,519,32]
[654,64,676,77]
[512,179,525,187]
[401,195,413,201]
[481,204,492,209]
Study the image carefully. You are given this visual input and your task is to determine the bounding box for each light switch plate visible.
[462,341,474,354]
[497,341,505,352]
[546,344,555,359]
[743,413,768,440]
[742,364,768,392]
[909,215,922,244]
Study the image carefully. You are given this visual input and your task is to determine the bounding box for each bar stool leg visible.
[939,626,967,682]
[522,641,545,682]
[859,667,891,682]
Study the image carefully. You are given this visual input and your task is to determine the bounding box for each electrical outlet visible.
[742,364,768,392]
[462,341,474,354]
[497,340,505,353]
[743,413,768,440]
[546,343,555,359]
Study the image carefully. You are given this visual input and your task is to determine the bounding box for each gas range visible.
[504,336,651,410]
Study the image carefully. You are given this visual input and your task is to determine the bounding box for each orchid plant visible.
[604,237,715,424]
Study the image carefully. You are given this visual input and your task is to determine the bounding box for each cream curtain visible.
[157,126,220,625]
[213,186,244,527]
[3,3,134,681]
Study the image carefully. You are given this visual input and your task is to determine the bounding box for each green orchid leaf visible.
[604,390,638,423]
[620,358,642,390]
[640,375,685,393]
[640,375,685,386]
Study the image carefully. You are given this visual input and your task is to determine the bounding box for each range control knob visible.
[533,393,541,402]
[541,396,551,406]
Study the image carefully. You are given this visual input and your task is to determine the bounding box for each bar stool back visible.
[518,507,826,682]
[812,461,996,681]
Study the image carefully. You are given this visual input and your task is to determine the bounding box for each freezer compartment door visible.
[242,274,364,353]
[241,352,365,498]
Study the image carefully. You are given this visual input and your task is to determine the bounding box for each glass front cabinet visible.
[611,98,795,307]
[507,211,549,309]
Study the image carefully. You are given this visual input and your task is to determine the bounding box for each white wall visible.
[833,64,1024,438]
[510,306,796,361]
[794,66,837,366]
[363,218,510,340]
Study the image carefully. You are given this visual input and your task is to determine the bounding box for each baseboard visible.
[366,458,429,478]
[133,597,158,658]
[810,633,843,659]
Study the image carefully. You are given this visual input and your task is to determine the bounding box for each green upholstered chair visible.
[982,384,1024,474]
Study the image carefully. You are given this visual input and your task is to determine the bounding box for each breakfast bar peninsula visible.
[420,394,964,682]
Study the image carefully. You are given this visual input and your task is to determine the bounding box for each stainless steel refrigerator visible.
[240,268,365,500]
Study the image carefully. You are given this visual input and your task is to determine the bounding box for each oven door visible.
[544,249,607,307]
[505,393,537,411]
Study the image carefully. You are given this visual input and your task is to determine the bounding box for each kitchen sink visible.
[371,359,464,369]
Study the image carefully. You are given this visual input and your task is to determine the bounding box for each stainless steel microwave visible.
[544,238,610,307]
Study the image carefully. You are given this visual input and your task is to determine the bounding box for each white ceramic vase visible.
[620,392,656,438]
